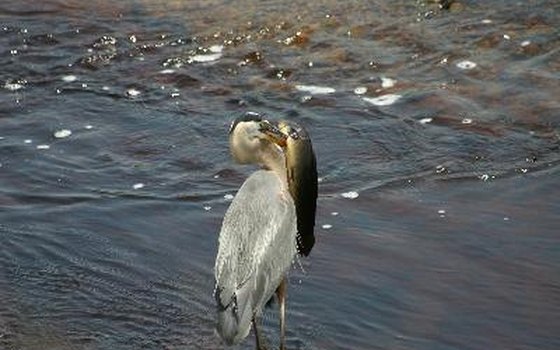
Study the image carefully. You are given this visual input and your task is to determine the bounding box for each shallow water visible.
[1,0,559,349]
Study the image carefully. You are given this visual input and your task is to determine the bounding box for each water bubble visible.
[353,86,367,95]
[480,174,489,181]
[520,40,531,47]
[61,75,77,83]
[224,194,234,200]
[456,60,477,70]
[159,69,175,74]
[295,84,336,95]
[85,125,93,130]
[363,94,402,106]
[503,34,511,40]
[341,191,359,199]
[132,183,144,190]
[203,205,212,211]
[10,49,18,55]
[438,209,446,214]
[54,129,72,139]
[331,212,339,216]
[322,224,332,230]
[481,19,493,24]
[129,35,137,43]
[461,118,473,124]
[36,144,50,150]
[24,139,32,144]
[213,174,220,179]
[419,117,433,124]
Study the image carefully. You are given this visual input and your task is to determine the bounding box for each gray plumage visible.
[214,170,297,344]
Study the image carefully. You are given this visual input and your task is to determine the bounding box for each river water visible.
[1,1,559,349]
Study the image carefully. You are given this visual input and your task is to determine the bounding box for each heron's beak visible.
[259,120,288,147]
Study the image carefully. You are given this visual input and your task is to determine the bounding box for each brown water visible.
[1,0,559,349]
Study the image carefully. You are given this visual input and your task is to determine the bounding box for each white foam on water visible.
[295,84,336,95]
[203,205,212,211]
[190,53,222,63]
[224,194,234,201]
[24,139,32,144]
[381,77,396,88]
[209,45,224,53]
[36,144,50,150]
[341,191,359,199]
[456,60,477,70]
[419,117,433,124]
[61,75,78,83]
[4,82,24,91]
[132,183,145,190]
[85,125,93,130]
[190,47,223,63]
[159,69,175,74]
[461,118,473,124]
[126,88,141,97]
[331,212,339,216]
[363,94,402,106]
[54,129,72,138]
[322,224,332,230]
[354,86,367,95]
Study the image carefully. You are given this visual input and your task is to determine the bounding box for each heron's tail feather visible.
[215,281,254,345]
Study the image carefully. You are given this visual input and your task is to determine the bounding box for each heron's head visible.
[228,112,287,165]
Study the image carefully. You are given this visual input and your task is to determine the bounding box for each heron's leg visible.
[276,276,287,350]
[253,316,267,350]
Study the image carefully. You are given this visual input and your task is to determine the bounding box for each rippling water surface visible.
[1,1,559,349]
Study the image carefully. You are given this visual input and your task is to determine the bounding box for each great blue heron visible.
[214,113,318,349]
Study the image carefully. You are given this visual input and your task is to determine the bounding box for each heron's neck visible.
[260,145,288,188]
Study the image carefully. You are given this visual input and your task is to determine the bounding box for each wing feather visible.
[214,170,297,344]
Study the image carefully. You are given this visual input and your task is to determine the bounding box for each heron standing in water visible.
[214,113,318,349]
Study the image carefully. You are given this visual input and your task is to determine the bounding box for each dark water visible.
[1,0,559,349]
